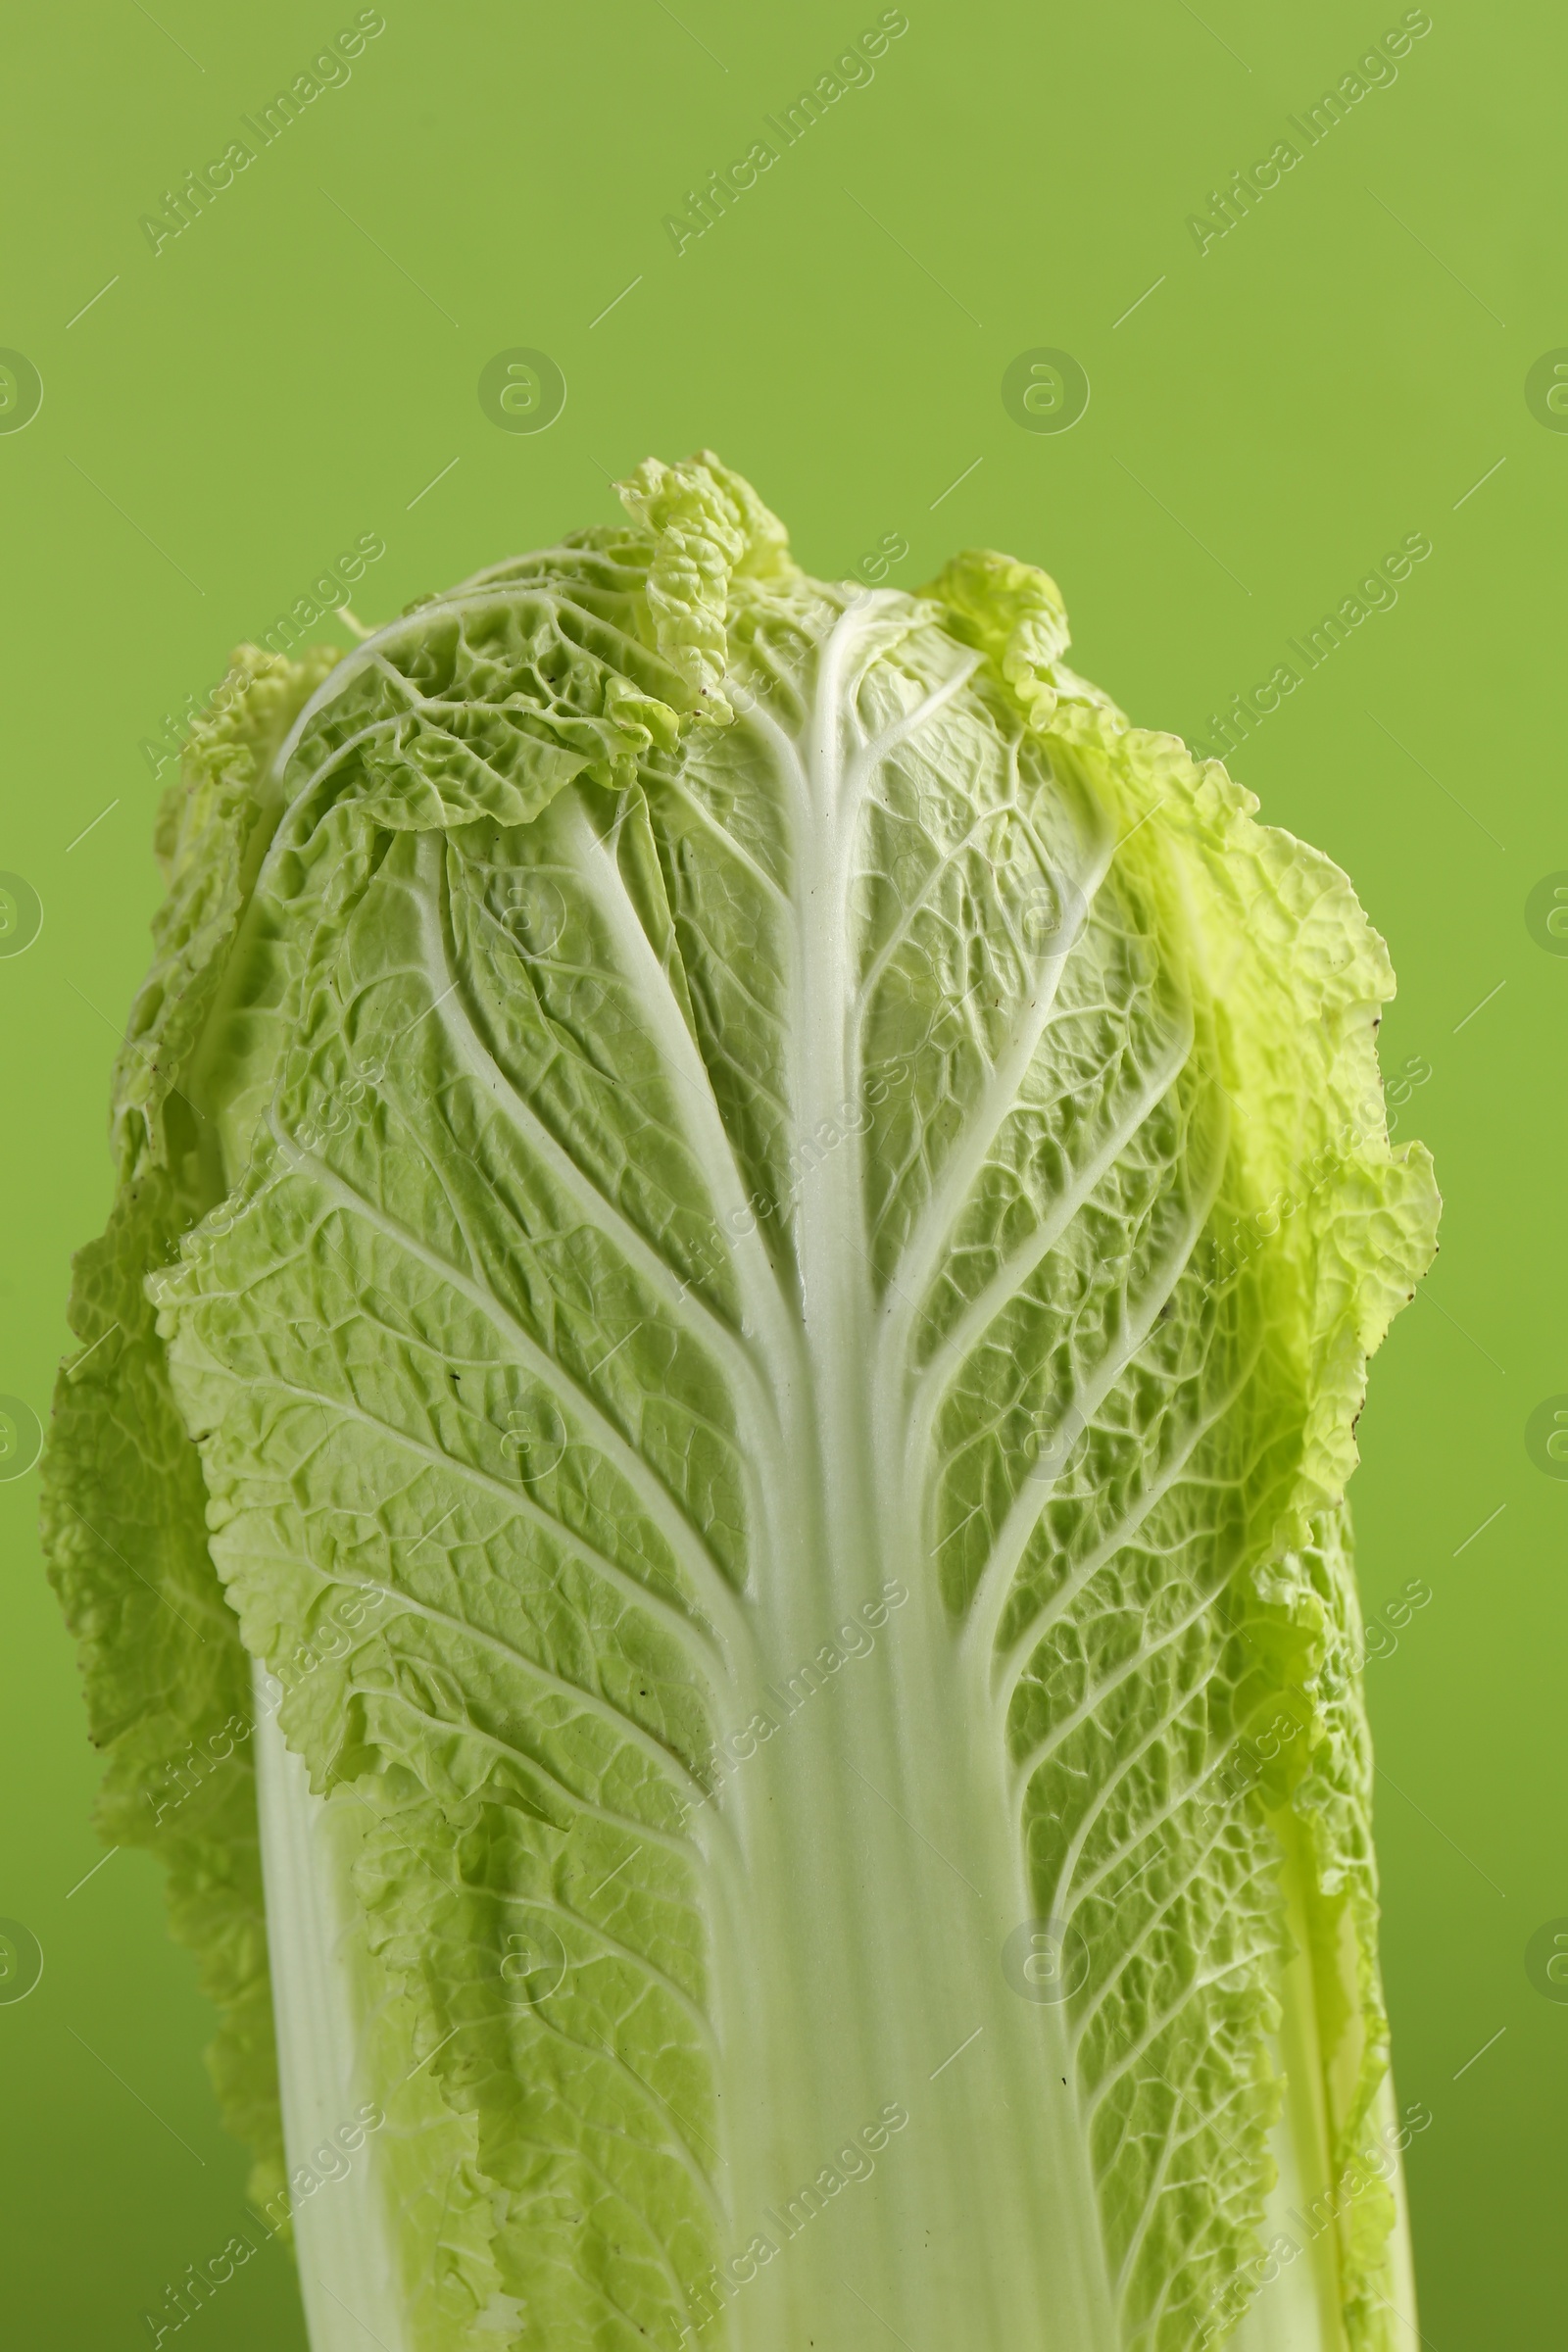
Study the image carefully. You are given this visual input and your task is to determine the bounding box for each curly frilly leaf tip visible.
[616,448,798,722]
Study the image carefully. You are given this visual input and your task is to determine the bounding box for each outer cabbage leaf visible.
[40,645,341,2213]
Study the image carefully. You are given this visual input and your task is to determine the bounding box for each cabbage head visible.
[43,452,1438,2352]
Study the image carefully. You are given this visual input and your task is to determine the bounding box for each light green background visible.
[1,1,1561,2342]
